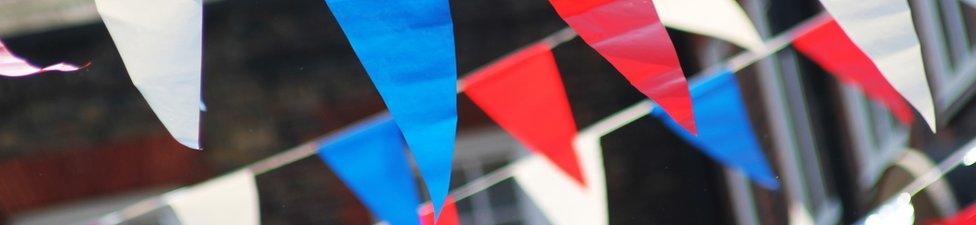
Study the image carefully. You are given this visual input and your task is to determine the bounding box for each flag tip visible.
[921,106,937,133]
[925,120,937,133]
[178,139,202,150]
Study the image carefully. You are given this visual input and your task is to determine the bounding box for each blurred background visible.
[2,0,976,224]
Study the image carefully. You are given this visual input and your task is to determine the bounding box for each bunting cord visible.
[850,139,976,224]
[900,139,976,197]
[248,26,579,177]
[91,26,581,225]
[448,160,521,202]
[395,10,833,218]
[94,11,965,225]
[94,12,824,224]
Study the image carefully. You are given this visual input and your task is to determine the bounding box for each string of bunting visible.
[88,4,960,224]
[89,26,578,225]
[0,0,959,224]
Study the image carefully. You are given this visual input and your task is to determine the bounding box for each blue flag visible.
[651,70,780,190]
[324,0,458,214]
[317,116,421,225]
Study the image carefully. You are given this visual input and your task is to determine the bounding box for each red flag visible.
[546,0,696,134]
[928,203,976,225]
[793,18,914,125]
[463,43,586,185]
[419,197,459,225]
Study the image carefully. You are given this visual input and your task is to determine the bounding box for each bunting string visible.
[900,139,976,197]
[93,10,955,225]
[91,26,580,225]
[94,11,823,224]
[852,138,976,225]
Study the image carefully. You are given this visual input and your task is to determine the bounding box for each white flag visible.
[95,0,204,149]
[0,40,81,77]
[655,0,765,52]
[513,134,608,225]
[818,0,937,131]
[165,170,260,225]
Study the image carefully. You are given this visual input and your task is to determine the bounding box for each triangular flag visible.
[0,40,81,77]
[164,170,260,225]
[324,0,458,214]
[794,18,914,125]
[419,197,459,225]
[463,43,585,185]
[817,0,937,131]
[513,158,604,225]
[94,0,203,149]
[513,133,609,225]
[929,203,976,225]
[655,0,765,52]
[546,0,697,134]
[651,70,779,190]
[317,116,421,225]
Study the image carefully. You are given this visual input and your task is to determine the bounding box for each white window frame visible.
[839,86,910,189]
[742,1,844,224]
[452,128,541,225]
[916,0,976,121]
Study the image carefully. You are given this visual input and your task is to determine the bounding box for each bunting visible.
[793,18,914,125]
[464,43,585,185]
[317,116,421,225]
[817,0,936,131]
[0,40,81,77]
[546,0,697,134]
[14,2,976,225]
[419,197,459,225]
[164,170,260,225]
[94,0,204,149]
[651,70,779,189]
[323,0,458,214]
[513,132,609,225]
[655,0,765,52]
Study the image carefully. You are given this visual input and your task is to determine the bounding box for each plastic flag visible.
[513,132,609,225]
[464,43,585,185]
[794,18,914,125]
[419,197,459,225]
[655,0,765,52]
[817,0,937,131]
[0,40,80,77]
[95,0,204,149]
[651,70,779,189]
[546,0,697,134]
[324,0,458,214]
[929,202,976,225]
[164,170,260,225]
[318,116,421,225]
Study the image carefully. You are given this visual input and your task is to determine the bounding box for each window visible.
[451,128,540,225]
[839,87,910,188]
[914,0,976,118]
[737,0,843,224]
